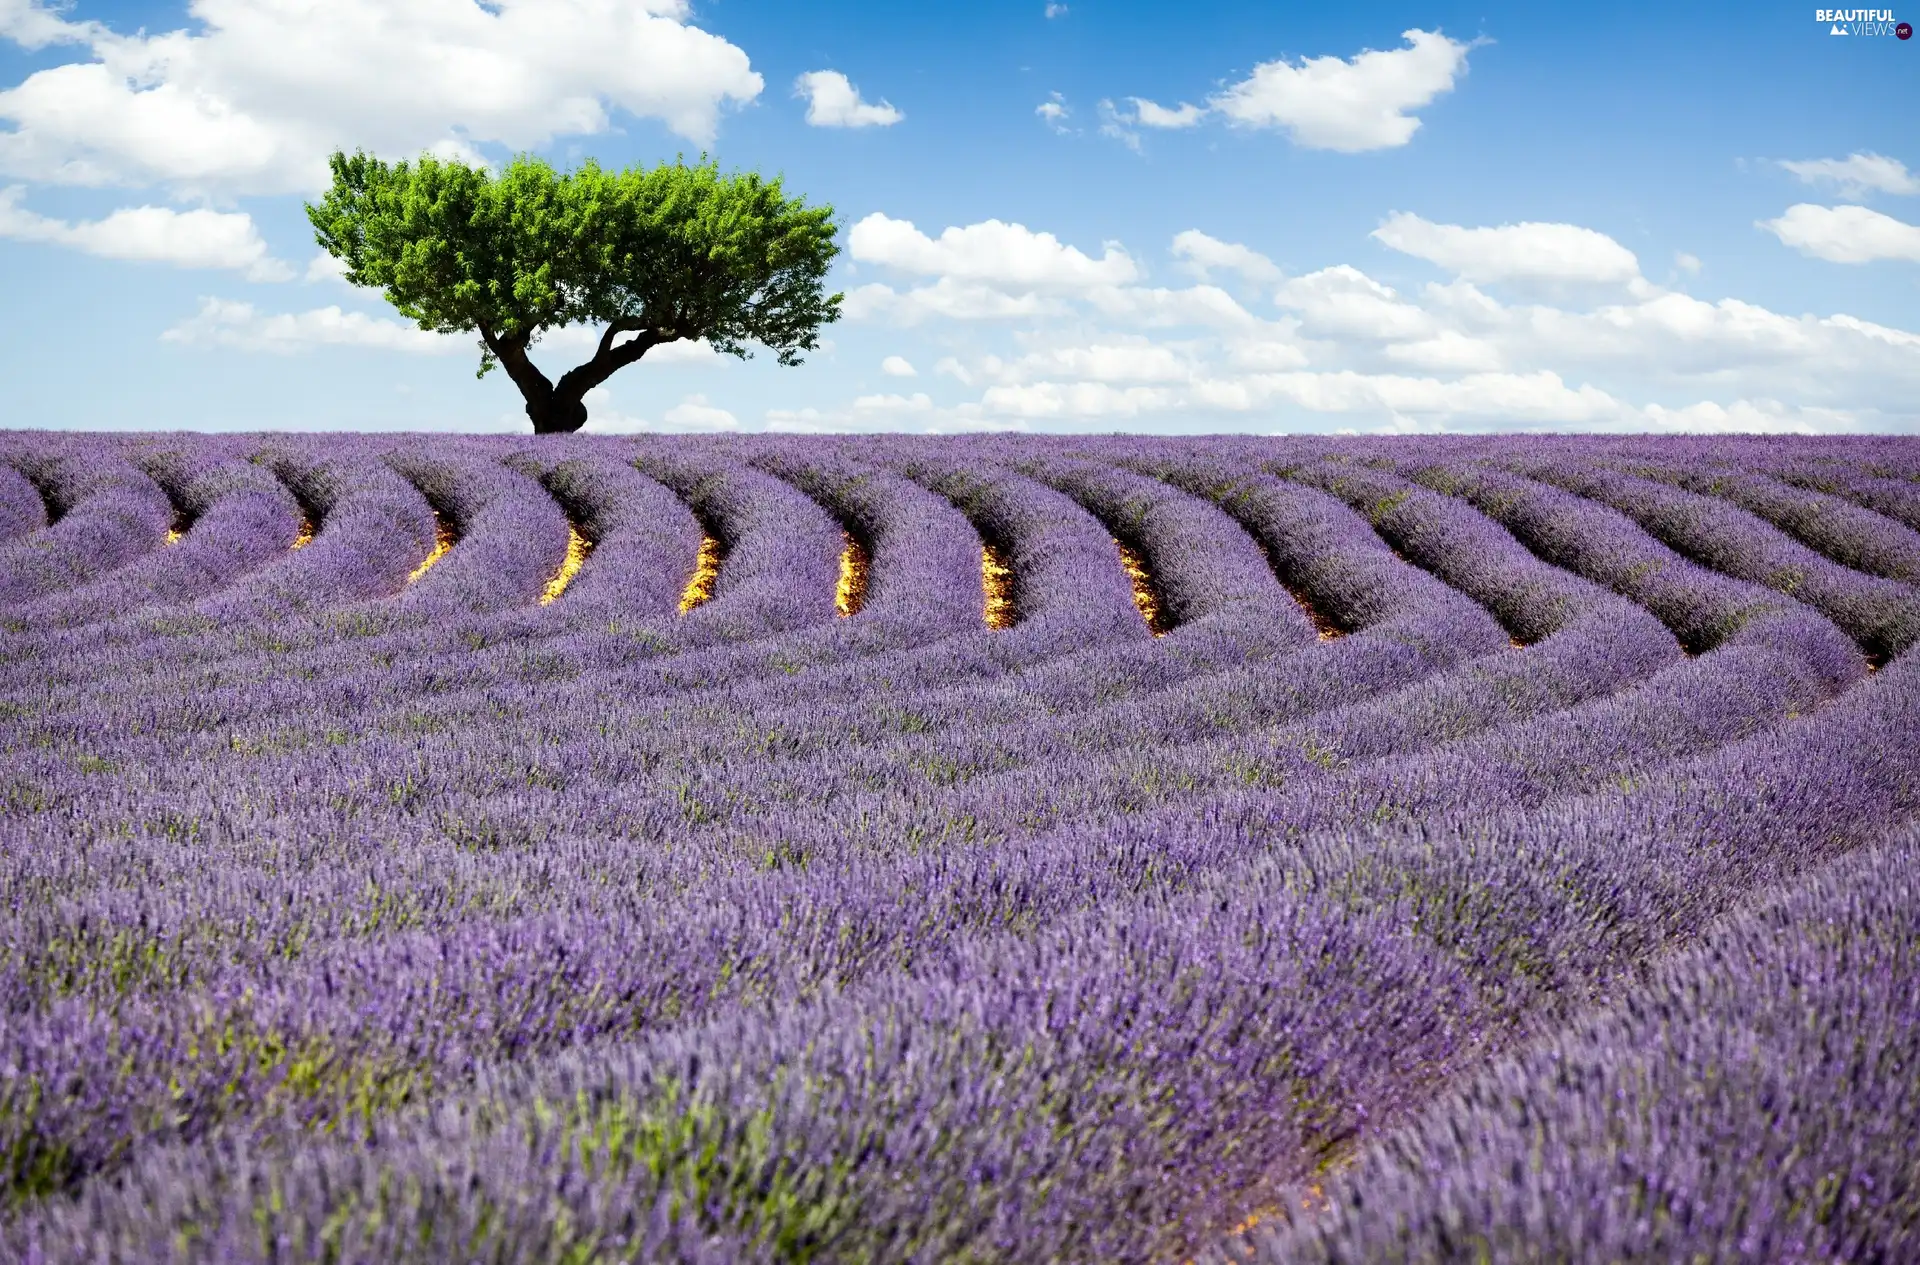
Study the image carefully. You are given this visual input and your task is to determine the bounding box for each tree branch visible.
[554,331,669,402]
[478,322,555,403]
[595,318,642,360]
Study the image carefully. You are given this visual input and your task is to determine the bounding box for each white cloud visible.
[887,211,1920,433]
[848,213,1139,289]
[1210,29,1476,152]
[1170,229,1282,284]
[0,186,291,278]
[880,354,917,377]
[160,297,456,352]
[844,279,1062,324]
[1085,283,1261,329]
[1382,329,1504,372]
[0,0,103,49]
[1036,91,1071,133]
[1758,203,1920,264]
[794,70,902,128]
[662,393,739,430]
[1045,2,1068,17]
[1674,251,1701,274]
[305,251,350,284]
[1778,153,1920,198]
[1277,266,1435,341]
[1372,212,1642,286]
[1097,99,1142,153]
[1638,398,1870,434]
[853,391,933,412]
[0,0,762,196]
[1130,98,1207,129]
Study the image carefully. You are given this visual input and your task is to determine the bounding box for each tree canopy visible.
[305,152,842,433]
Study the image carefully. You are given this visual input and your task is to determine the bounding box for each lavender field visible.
[3,429,1918,1263]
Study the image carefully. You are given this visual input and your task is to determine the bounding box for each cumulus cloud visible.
[885,211,1920,432]
[0,186,291,278]
[1130,98,1207,128]
[160,297,456,353]
[304,251,350,284]
[1036,92,1070,132]
[1210,29,1476,151]
[1778,153,1920,198]
[1170,229,1282,283]
[794,70,902,128]
[1372,212,1642,287]
[0,0,104,49]
[1759,204,1920,264]
[844,279,1062,324]
[853,391,933,413]
[880,355,917,377]
[1277,266,1435,341]
[1085,283,1261,329]
[662,393,740,430]
[1674,251,1702,274]
[0,0,763,196]
[848,213,1139,289]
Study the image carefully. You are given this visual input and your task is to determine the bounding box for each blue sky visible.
[1,0,1917,433]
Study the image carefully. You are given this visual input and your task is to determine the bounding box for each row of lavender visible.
[2,430,1918,1261]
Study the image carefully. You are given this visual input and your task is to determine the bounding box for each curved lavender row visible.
[2,448,1180,830]
[0,463,1496,1017]
[4,450,303,631]
[1282,457,1649,648]
[1250,641,1840,838]
[277,458,1567,846]
[12,446,840,733]
[1404,459,1861,683]
[0,462,46,543]
[1519,456,1920,663]
[744,447,984,636]
[0,448,440,693]
[890,451,1150,646]
[1267,459,1681,761]
[196,445,440,620]
[1628,457,1920,585]
[9,621,1918,1260]
[633,446,843,638]
[727,439,1870,843]
[0,452,1560,995]
[378,443,572,617]
[1763,454,1920,536]
[0,441,172,610]
[1019,454,1321,651]
[1229,824,1920,1264]
[10,435,1920,1261]
[13,439,1405,785]
[853,447,1859,844]
[502,443,703,621]
[5,451,1340,875]
[581,454,1479,756]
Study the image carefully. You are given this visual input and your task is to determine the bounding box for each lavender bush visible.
[1,431,1916,1263]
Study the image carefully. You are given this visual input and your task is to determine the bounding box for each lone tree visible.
[306,152,841,433]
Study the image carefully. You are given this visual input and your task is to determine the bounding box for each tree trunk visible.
[525,392,589,434]
[482,322,662,435]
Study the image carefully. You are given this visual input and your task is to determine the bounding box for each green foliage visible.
[305,151,842,430]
